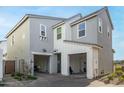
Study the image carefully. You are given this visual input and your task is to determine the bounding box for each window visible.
[77,22,86,38]
[40,24,47,40]
[107,27,110,38]
[57,27,62,40]
[11,35,15,46]
[98,18,102,33]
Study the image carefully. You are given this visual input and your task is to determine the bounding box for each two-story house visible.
[6,7,113,79]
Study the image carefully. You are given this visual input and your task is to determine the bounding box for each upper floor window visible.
[77,22,86,38]
[98,18,102,33]
[57,27,62,40]
[40,24,47,40]
[11,35,15,46]
[107,27,110,38]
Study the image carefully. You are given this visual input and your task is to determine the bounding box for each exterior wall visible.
[7,19,30,72]
[65,15,81,40]
[53,24,99,79]
[62,42,96,79]
[29,18,62,57]
[53,25,65,52]
[0,40,7,60]
[71,17,98,44]
[97,10,113,75]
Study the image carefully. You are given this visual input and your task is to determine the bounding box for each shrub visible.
[107,75,113,80]
[14,76,22,81]
[115,70,123,76]
[111,73,117,78]
[122,66,124,72]
[115,65,122,71]
[15,73,24,77]
[119,76,124,82]
[27,75,37,80]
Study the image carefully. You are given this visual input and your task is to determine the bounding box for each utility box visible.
[0,49,3,81]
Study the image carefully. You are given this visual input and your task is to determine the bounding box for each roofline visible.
[6,14,66,38]
[6,15,29,38]
[70,7,114,30]
[64,40,103,48]
[0,40,7,42]
[52,21,65,29]
[52,13,82,29]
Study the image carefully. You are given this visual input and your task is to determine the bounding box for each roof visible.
[70,7,114,30]
[64,40,103,48]
[52,13,82,29]
[6,14,66,38]
[0,40,7,43]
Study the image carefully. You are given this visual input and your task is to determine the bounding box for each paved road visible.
[3,74,93,87]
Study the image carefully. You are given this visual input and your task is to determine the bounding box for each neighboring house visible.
[6,7,113,79]
[0,49,3,81]
[0,40,7,60]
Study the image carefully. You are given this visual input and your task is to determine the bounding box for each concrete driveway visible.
[3,73,93,87]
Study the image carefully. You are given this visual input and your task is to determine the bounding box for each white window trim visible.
[40,24,47,40]
[11,35,15,46]
[107,27,110,39]
[98,18,103,33]
[56,26,62,40]
[77,21,86,39]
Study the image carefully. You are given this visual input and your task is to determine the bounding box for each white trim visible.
[40,24,47,40]
[77,21,86,39]
[98,18,103,33]
[107,26,110,39]
[56,26,62,40]
[32,52,53,56]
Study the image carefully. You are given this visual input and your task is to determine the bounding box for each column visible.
[49,55,57,74]
[61,53,70,76]
[86,48,94,79]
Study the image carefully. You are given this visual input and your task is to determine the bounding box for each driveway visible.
[3,73,93,87]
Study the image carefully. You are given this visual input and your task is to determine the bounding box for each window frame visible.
[11,35,15,46]
[107,27,110,39]
[56,27,62,40]
[77,21,86,39]
[98,18,103,33]
[40,24,47,40]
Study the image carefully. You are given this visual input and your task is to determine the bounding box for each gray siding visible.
[29,18,62,54]
[71,17,98,44]
[97,10,113,75]
[7,19,30,72]
[65,15,81,40]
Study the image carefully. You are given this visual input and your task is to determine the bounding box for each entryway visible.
[69,53,87,76]
[34,55,49,73]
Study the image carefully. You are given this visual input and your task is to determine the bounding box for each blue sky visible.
[0,6,123,60]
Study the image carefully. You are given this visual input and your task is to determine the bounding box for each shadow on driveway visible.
[3,73,94,87]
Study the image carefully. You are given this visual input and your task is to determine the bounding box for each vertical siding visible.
[97,10,113,75]
[71,17,98,44]
[7,19,30,63]
[29,18,62,54]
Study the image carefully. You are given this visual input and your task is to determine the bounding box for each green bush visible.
[14,76,22,81]
[115,65,122,71]
[15,73,24,77]
[115,70,123,76]
[111,73,117,77]
[27,75,37,80]
[119,76,124,81]
[107,75,113,80]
